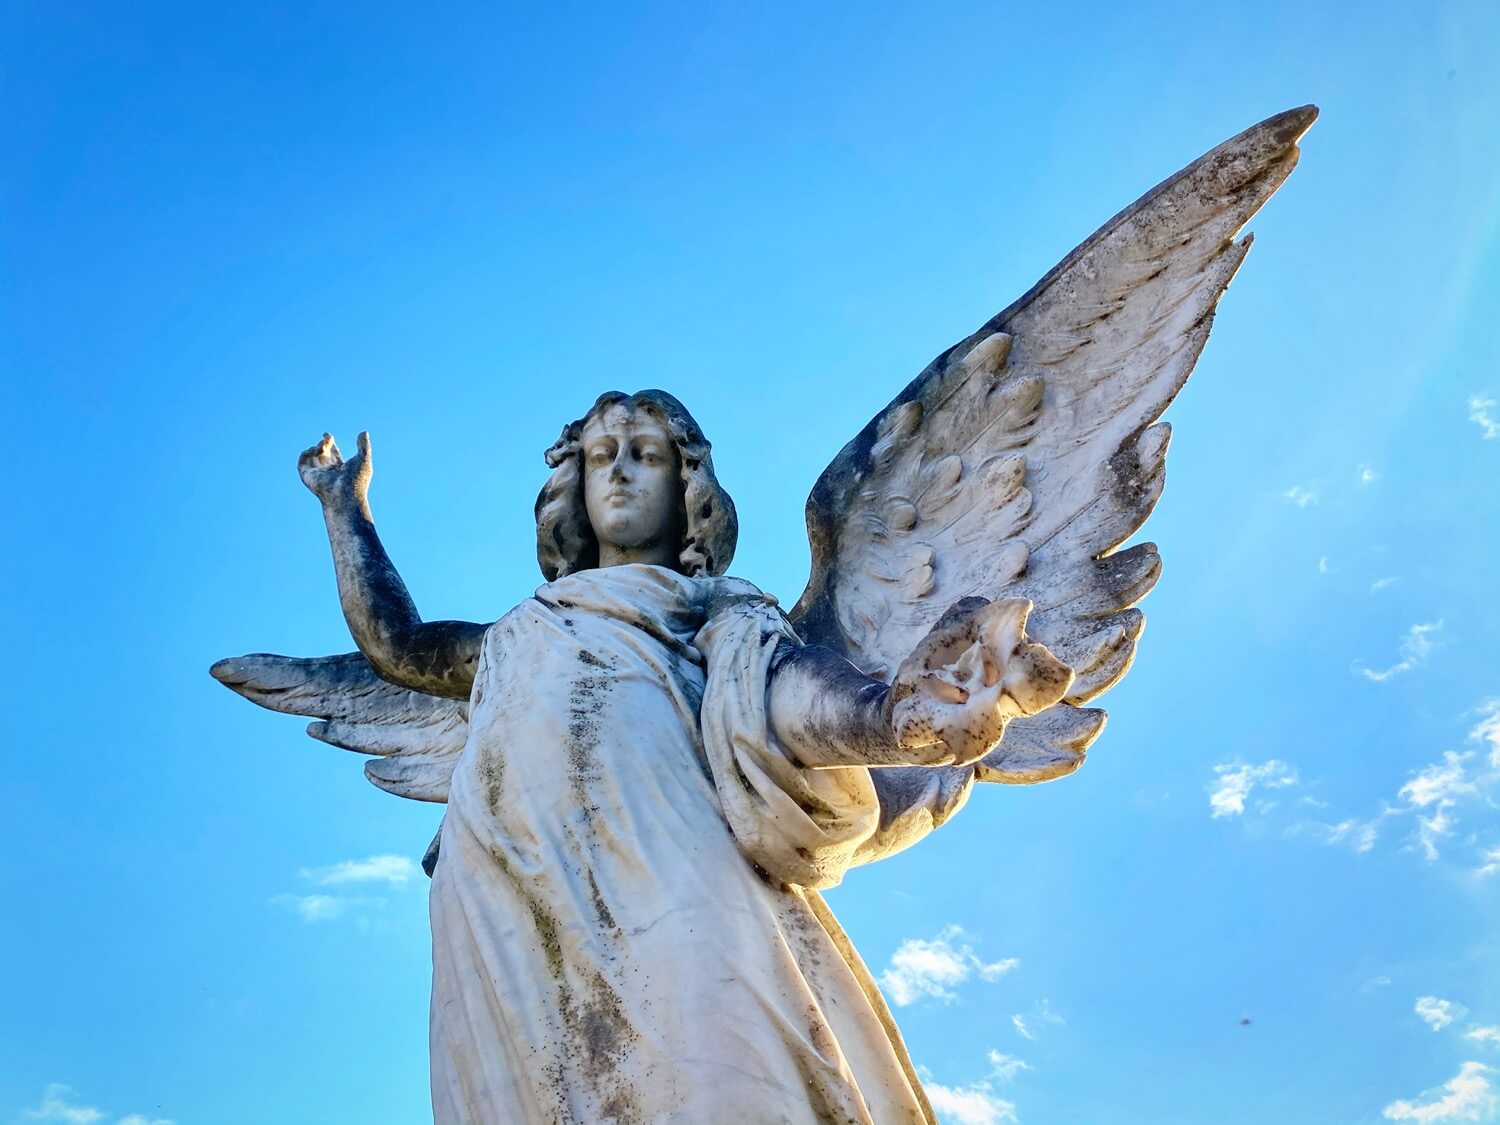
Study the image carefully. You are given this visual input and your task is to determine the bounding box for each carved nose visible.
[608,460,628,482]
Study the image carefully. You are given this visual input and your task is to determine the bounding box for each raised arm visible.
[298,432,485,700]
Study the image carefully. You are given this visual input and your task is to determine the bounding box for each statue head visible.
[535,390,738,581]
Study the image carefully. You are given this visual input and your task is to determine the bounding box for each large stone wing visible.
[211,651,469,802]
[789,106,1316,785]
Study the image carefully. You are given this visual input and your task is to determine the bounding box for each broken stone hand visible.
[888,597,1074,767]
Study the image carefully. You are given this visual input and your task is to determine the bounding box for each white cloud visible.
[1469,701,1500,768]
[1400,753,1479,809]
[18,1086,171,1125]
[985,1050,1030,1082]
[1209,760,1298,818]
[1389,744,1494,863]
[1284,484,1320,508]
[1318,556,1332,575]
[21,1086,105,1125]
[1475,847,1500,879]
[1371,577,1400,594]
[299,854,419,887]
[925,1081,1018,1125]
[1383,1061,1496,1122]
[1358,621,1443,683]
[1470,395,1500,440]
[1359,464,1381,485]
[921,1051,1029,1125]
[270,854,417,924]
[878,927,1018,1007]
[1416,996,1467,1032]
[1318,818,1380,853]
[1466,1027,1500,1046]
[270,892,382,923]
[1010,999,1064,1042]
[1416,806,1457,863]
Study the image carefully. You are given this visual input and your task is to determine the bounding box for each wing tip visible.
[1267,104,1320,145]
[209,656,242,685]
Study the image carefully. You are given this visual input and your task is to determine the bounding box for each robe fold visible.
[429,564,932,1124]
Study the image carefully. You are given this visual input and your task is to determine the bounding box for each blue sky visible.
[3,2,1498,1122]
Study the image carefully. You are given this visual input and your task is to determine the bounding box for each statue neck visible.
[597,541,682,570]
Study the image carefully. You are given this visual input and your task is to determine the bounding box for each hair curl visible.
[534,390,738,581]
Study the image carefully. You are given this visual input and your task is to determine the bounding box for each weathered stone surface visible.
[212,107,1315,1122]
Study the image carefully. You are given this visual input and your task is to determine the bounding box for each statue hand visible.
[889,597,1074,767]
[298,432,372,508]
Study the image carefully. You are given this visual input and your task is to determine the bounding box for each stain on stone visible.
[585,867,618,932]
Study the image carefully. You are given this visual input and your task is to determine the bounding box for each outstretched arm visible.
[298,432,485,700]
[768,597,1073,770]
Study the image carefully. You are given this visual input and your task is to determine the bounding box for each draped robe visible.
[428,564,933,1123]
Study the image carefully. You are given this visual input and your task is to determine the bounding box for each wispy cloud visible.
[1400,753,1478,809]
[1370,577,1400,594]
[1357,621,1442,683]
[1284,484,1320,508]
[18,1085,172,1125]
[271,854,421,924]
[1469,701,1500,768]
[1475,847,1500,879]
[925,1082,1018,1125]
[920,1051,1029,1125]
[1416,996,1467,1031]
[1318,556,1333,575]
[1397,756,1475,859]
[270,892,383,923]
[298,854,419,887]
[1010,999,1064,1042]
[1417,809,1458,862]
[878,926,1018,1007]
[1358,464,1381,486]
[985,1051,1031,1082]
[1209,760,1298,818]
[1466,1027,1500,1047]
[1283,694,1500,868]
[1392,747,1493,863]
[1469,395,1500,440]
[1383,1061,1496,1122]
[20,1085,104,1125]
[1317,818,1381,853]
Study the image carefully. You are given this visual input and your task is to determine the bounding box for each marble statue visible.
[212,106,1315,1123]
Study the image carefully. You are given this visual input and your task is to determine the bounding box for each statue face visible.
[581,406,686,558]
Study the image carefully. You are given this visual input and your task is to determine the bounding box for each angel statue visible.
[212,106,1314,1123]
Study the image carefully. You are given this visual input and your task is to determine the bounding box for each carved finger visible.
[1001,641,1074,715]
[900,597,989,679]
[977,597,1033,657]
[919,670,968,705]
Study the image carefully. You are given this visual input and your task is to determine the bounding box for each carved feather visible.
[790,106,1316,784]
[211,651,469,802]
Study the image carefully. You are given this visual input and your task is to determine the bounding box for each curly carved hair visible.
[534,389,738,581]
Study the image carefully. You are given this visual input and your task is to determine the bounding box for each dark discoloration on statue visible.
[209,107,1315,1123]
